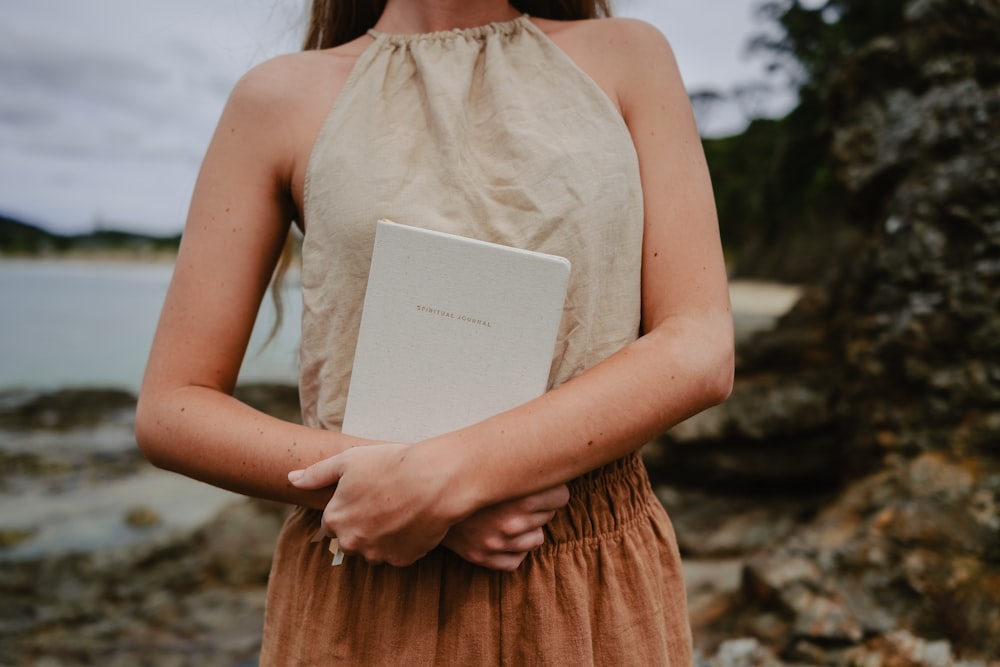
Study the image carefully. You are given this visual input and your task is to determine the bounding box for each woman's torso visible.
[292,16,644,429]
[258,22,695,664]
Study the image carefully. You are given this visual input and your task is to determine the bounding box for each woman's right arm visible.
[135,57,359,510]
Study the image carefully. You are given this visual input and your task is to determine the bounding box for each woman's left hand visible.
[288,442,459,567]
[443,483,569,571]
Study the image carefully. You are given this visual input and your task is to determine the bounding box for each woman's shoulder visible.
[533,15,673,60]
[228,45,362,114]
[532,17,682,116]
[213,38,375,192]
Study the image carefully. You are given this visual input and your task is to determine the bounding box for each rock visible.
[0,527,36,548]
[701,454,1000,661]
[843,630,956,667]
[660,485,826,558]
[0,388,136,431]
[683,0,1000,660]
[790,593,864,644]
[823,0,1000,467]
[0,384,303,664]
[124,506,161,528]
[0,498,284,666]
[668,377,833,443]
[645,372,840,490]
[685,558,745,641]
[195,499,290,587]
[0,383,300,433]
[646,286,842,492]
[698,638,790,667]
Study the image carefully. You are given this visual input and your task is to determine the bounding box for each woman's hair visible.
[267,0,613,344]
[303,1,613,49]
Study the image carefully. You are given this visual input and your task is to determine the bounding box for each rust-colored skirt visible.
[259,452,692,665]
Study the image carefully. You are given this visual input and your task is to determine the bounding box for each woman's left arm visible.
[291,19,734,566]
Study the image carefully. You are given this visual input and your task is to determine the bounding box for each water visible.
[0,259,301,391]
[0,465,240,560]
[0,259,300,559]
[0,260,801,391]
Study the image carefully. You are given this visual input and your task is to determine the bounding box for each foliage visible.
[704,0,907,278]
[0,214,180,256]
[749,0,907,96]
[705,107,835,252]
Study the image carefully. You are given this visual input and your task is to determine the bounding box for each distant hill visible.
[0,213,180,257]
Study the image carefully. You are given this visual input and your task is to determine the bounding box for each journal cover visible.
[341,218,571,443]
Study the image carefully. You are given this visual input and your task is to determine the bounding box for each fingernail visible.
[288,469,304,483]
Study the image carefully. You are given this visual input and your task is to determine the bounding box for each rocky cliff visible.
[648,0,1000,663]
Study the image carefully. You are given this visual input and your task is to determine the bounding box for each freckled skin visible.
[136,13,733,570]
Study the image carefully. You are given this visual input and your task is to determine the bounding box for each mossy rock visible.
[124,506,162,528]
[0,527,37,548]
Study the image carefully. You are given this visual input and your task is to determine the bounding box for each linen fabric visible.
[261,15,693,665]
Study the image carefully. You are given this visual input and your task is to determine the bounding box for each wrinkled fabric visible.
[261,15,692,665]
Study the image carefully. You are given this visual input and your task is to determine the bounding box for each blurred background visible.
[1,1,997,665]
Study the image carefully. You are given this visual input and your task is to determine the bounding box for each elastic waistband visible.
[292,451,657,558]
[539,451,658,552]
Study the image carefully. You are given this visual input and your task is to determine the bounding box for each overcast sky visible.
[0,0,794,236]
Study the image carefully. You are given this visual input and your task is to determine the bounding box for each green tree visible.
[749,0,907,94]
[706,0,906,280]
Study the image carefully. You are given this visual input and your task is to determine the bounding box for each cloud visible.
[0,0,307,234]
[0,0,791,235]
[0,4,248,162]
[617,0,797,136]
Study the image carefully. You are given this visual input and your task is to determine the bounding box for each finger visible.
[494,508,558,539]
[518,484,570,513]
[485,521,548,550]
[288,453,346,489]
[503,527,546,552]
[513,510,553,538]
[477,551,530,572]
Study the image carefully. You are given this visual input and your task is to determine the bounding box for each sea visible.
[0,258,303,560]
[0,259,803,392]
[0,258,301,392]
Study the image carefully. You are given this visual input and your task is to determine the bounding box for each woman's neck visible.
[374,0,520,34]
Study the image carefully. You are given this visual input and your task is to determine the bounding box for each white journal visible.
[341,218,571,443]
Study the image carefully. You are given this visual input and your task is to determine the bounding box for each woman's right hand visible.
[442,484,570,571]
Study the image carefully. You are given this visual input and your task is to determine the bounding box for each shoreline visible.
[0,249,179,264]
[0,277,804,560]
[0,262,799,398]
[0,382,302,562]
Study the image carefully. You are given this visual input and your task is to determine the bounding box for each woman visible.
[136,0,733,663]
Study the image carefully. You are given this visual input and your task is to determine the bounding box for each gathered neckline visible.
[367,14,530,44]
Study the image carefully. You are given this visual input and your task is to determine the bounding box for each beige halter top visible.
[299,15,644,431]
